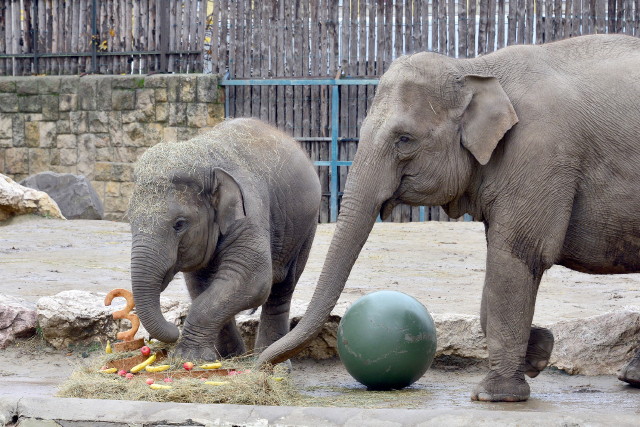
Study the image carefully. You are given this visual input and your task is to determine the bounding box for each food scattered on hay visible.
[58,348,297,406]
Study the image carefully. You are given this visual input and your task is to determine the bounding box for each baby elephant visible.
[128,118,321,361]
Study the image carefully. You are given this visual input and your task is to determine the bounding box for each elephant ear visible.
[210,168,246,235]
[461,75,519,165]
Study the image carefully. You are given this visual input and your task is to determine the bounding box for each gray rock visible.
[20,172,104,220]
[549,309,640,375]
[433,313,488,361]
[0,295,37,348]
[37,290,126,350]
[0,173,65,221]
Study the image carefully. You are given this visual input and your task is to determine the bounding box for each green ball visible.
[337,290,437,390]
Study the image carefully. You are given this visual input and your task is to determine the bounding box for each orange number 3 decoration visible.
[104,288,140,342]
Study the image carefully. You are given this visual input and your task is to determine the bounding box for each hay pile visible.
[57,351,298,406]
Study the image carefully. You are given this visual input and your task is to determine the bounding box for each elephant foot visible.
[525,326,554,378]
[618,349,640,387]
[471,371,530,402]
[173,341,221,362]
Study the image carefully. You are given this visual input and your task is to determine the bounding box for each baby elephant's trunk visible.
[130,239,180,343]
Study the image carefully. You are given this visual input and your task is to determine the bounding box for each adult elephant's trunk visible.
[131,236,180,343]
[257,147,396,366]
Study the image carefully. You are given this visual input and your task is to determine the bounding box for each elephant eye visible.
[173,218,188,232]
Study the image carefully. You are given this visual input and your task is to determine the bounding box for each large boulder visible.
[37,290,126,349]
[20,172,104,220]
[0,173,64,221]
[433,313,487,361]
[36,290,188,349]
[0,294,37,348]
[549,310,640,375]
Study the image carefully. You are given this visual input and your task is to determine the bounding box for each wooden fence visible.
[2,0,639,221]
[0,0,207,76]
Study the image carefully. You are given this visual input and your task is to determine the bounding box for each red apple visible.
[145,378,154,385]
[163,377,173,383]
[125,373,134,380]
[140,346,151,356]
[118,370,127,377]
[183,362,194,371]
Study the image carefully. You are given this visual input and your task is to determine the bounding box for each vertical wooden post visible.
[33,0,40,75]
[158,0,169,72]
[91,0,97,73]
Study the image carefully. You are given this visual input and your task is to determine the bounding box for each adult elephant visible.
[128,118,320,361]
[257,34,640,401]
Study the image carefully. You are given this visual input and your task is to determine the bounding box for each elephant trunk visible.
[257,154,394,366]
[131,236,180,343]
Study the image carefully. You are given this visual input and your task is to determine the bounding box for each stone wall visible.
[0,74,224,220]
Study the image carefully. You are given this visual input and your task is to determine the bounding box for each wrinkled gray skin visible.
[129,118,320,361]
[258,35,640,401]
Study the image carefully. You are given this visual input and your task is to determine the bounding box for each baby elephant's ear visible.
[211,168,246,234]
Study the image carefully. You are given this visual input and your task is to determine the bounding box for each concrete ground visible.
[1,215,640,426]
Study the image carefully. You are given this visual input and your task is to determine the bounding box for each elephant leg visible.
[254,279,295,353]
[524,326,554,378]
[480,299,553,380]
[214,318,246,358]
[176,254,272,361]
[472,245,542,402]
[185,268,251,358]
[255,230,315,353]
[618,346,640,387]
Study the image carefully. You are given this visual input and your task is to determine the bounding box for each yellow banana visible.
[130,353,157,373]
[272,377,284,381]
[105,340,112,354]
[149,384,172,390]
[199,362,222,369]
[99,367,117,374]
[145,364,171,373]
[204,381,228,386]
